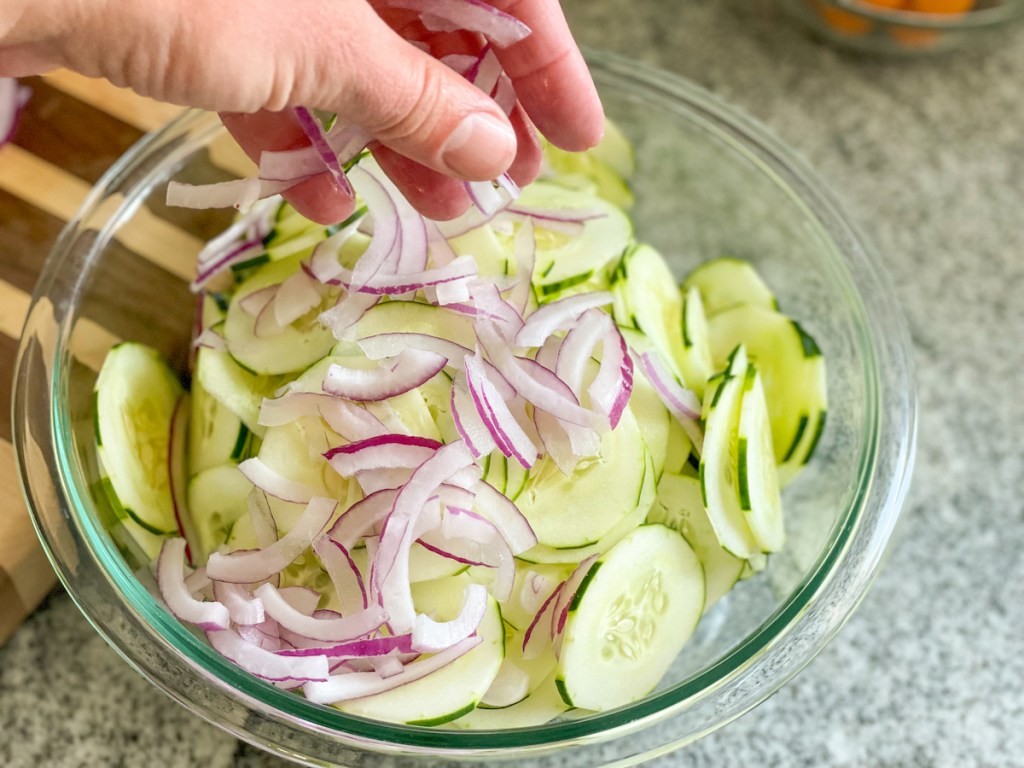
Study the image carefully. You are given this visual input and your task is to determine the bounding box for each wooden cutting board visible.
[0,72,185,645]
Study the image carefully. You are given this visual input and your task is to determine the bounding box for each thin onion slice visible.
[302,635,481,704]
[276,634,414,658]
[292,106,354,196]
[157,539,230,631]
[450,378,497,459]
[206,497,337,583]
[382,0,531,46]
[212,581,266,626]
[323,349,447,402]
[411,582,488,652]
[515,292,614,348]
[256,583,387,642]
[208,628,330,683]
[324,434,441,477]
[313,536,368,611]
[238,457,318,504]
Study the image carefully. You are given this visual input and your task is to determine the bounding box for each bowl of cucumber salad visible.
[13,50,916,766]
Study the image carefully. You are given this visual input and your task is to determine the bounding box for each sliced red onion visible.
[357,333,513,397]
[313,536,368,611]
[256,583,387,642]
[274,269,324,327]
[555,307,608,398]
[450,378,497,459]
[522,581,564,660]
[322,255,478,295]
[438,482,477,511]
[431,201,499,240]
[432,277,473,306]
[634,349,701,421]
[515,292,614,348]
[196,197,276,268]
[157,539,230,631]
[551,555,599,638]
[207,496,337,583]
[479,324,601,429]
[247,489,279,549]
[276,634,414,658]
[260,124,370,182]
[438,507,515,600]
[212,581,266,626]
[327,488,401,550]
[292,106,354,196]
[465,180,505,216]
[465,351,537,469]
[278,585,322,616]
[412,582,488,652]
[461,478,537,555]
[480,658,530,707]
[374,442,474,630]
[237,620,287,652]
[320,400,391,441]
[238,285,278,318]
[302,635,481,704]
[383,0,531,46]
[348,165,400,289]
[167,178,299,211]
[560,308,634,429]
[425,219,459,266]
[192,239,265,291]
[238,457,318,504]
[324,434,441,477]
[309,217,364,284]
[372,655,406,678]
[323,349,447,402]
[208,628,330,683]
[253,297,288,338]
[356,467,414,495]
[318,292,380,341]
[183,567,212,597]
[469,282,524,339]
[492,75,517,116]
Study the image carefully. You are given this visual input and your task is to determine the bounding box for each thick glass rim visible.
[15,49,917,763]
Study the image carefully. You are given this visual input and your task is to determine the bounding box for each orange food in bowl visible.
[812,0,874,34]
[887,25,942,46]
[908,0,976,12]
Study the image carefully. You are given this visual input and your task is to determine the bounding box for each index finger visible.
[488,0,604,151]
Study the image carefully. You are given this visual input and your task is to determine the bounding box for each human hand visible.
[0,0,604,223]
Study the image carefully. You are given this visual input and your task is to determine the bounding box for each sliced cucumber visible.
[187,464,254,564]
[520,182,632,296]
[224,255,336,375]
[515,406,646,549]
[649,472,744,612]
[521,443,655,564]
[94,343,183,541]
[188,369,253,476]
[706,304,827,481]
[555,524,704,710]
[736,364,784,553]
[682,257,778,316]
[337,575,504,725]
[450,224,515,278]
[194,346,284,437]
[450,671,569,729]
[350,300,477,349]
[678,286,715,399]
[661,416,695,477]
[699,346,759,560]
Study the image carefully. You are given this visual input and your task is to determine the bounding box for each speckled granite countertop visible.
[4,1,1024,765]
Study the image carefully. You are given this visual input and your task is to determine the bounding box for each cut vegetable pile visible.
[91,6,826,728]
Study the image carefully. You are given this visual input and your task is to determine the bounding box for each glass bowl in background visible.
[783,0,1024,55]
[13,51,916,766]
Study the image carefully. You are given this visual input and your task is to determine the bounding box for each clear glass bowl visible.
[13,50,917,766]
[782,0,1024,55]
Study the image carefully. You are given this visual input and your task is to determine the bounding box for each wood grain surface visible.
[0,72,186,645]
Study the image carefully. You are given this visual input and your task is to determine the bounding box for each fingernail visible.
[441,113,516,179]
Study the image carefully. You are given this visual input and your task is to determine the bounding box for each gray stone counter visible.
[4,1,1024,765]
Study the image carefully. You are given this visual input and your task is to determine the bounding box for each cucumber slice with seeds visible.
[94,343,183,542]
[649,472,744,612]
[555,524,704,710]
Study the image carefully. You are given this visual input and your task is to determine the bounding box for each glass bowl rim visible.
[15,48,917,760]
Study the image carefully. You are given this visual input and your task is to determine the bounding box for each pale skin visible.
[0,0,604,223]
